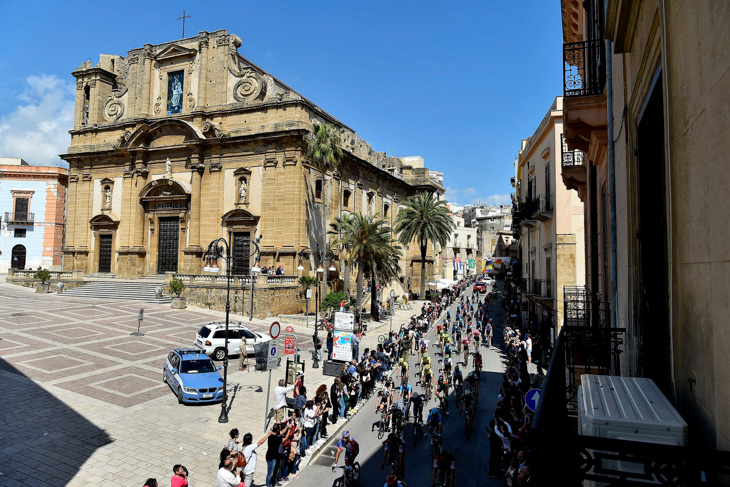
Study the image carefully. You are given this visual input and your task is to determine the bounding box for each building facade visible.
[513,97,586,334]
[60,31,443,314]
[443,212,477,280]
[0,158,67,273]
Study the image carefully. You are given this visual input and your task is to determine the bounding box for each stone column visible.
[197,33,209,109]
[127,52,140,118]
[140,45,154,117]
[188,153,203,249]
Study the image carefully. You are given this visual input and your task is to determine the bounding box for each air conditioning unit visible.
[578,374,687,486]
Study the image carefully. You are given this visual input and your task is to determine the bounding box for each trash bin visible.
[253,342,268,371]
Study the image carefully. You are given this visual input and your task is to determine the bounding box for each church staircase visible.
[60,276,172,304]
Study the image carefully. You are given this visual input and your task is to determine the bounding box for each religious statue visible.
[239,178,248,203]
[166,158,172,178]
[168,73,183,114]
[104,186,111,208]
[83,103,90,126]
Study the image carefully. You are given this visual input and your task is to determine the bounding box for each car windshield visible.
[198,326,212,338]
[180,359,217,374]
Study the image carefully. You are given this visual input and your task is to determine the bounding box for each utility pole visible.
[177,10,191,38]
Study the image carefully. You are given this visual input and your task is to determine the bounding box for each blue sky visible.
[0,0,562,206]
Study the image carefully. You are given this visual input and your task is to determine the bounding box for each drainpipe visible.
[605,29,619,375]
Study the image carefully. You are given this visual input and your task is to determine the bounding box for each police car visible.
[163,348,225,404]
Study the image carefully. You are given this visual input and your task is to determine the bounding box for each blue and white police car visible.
[163,348,225,404]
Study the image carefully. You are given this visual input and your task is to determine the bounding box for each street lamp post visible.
[203,230,234,424]
[297,244,337,369]
[249,236,262,320]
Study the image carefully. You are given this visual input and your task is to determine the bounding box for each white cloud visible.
[0,74,74,166]
[444,187,511,207]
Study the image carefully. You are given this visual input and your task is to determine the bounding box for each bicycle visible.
[332,462,361,487]
[429,432,442,461]
[412,415,423,447]
[464,407,474,438]
[377,407,389,440]
[454,384,462,410]
[378,334,387,344]
[437,394,449,416]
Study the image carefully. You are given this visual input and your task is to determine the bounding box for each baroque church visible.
[61,30,443,310]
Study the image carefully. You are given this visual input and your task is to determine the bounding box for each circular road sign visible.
[269,321,281,339]
[285,326,295,333]
[390,289,396,298]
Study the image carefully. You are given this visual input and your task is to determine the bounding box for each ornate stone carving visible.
[76,81,83,90]
[116,59,129,81]
[263,75,285,103]
[281,90,302,102]
[198,35,209,50]
[232,69,267,103]
[128,54,139,65]
[216,34,229,47]
[86,80,97,88]
[188,55,197,74]
[103,85,128,122]
[202,121,223,138]
[82,173,92,181]
[153,96,162,114]
[187,92,195,109]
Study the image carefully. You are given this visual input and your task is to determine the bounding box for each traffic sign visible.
[267,339,279,370]
[390,289,395,299]
[284,336,296,355]
[525,388,542,412]
[138,308,144,321]
[284,326,295,333]
[269,321,281,339]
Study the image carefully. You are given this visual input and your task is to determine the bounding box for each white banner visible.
[332,331,353,362]
[334,312,355,332]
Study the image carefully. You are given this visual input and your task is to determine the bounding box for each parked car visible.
[194,322,271,361]
[163,348,224,404]
[474,281,487,293]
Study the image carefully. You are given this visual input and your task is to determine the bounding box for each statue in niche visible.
[83,103,90,126]
[167,71,184,115]
[239,178,248,203]
[166,158,172,178]
[104,186,111,208]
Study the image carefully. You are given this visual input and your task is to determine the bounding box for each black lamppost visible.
[297,244,336,368]
[248,236,262,320]
[204,230,234,423]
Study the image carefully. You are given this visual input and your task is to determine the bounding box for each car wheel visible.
[163,369,167,383]
[214,348,226,361]
[177,387,184,404]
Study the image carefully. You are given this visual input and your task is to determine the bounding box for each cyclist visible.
[461,335,471,361]
[333,431,360,468]
[442,354,453,379]
[435,375,449,414]
[399,378,412,417]
[376,387,392,414]
[432,447,456,487]
[473,349,483,374]
[460,388,475,417]
[465,370,479,398]
[397,356,409,380]
[381,432,405,479]
[426,407,443,437]
[472,328,481,349]
[420,350,431,372]
[443,336,453,357]
[384,474,407,487]
[389,401,404,434]
[452,364,463,387]
[409,392,424,424]
[422,363,434,392]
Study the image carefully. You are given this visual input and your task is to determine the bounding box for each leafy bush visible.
[320,291,349,311]
[33,266,51,284]
[168,277,186,297]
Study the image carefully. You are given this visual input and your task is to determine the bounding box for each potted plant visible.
[33,266,51,293]
[168,277,186,309]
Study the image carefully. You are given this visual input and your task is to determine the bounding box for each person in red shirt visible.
[170,465,188,487]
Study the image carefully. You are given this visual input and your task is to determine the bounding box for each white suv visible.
[194,322,271,361]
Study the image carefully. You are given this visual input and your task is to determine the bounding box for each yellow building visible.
[61,30,443,314]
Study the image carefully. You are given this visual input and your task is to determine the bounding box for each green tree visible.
[33,266,51,285]
[395,192,455,299]
[332,213,401,316]
[328,212,356,296]
[298,275,318,298]
[305,123,342,298]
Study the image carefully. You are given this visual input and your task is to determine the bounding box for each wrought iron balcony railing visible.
[527,195,552,219]
[4,212,34,224]
[563,39,606,97]
[561,134,585,168]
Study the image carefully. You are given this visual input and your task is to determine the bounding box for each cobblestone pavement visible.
[0,280,421,487]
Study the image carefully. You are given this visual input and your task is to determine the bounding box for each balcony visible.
[521,278,553,300]
[4,212,34,225]
[528,195,552,221]
[563,39,605,98]
[560,134,587,195]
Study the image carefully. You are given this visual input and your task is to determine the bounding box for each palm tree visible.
[329,212,357,296]
[331,213,401,316]
[305,123,342,298]
[395,192,455,299]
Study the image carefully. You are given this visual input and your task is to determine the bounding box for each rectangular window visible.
[14,198,29,220]
[14,228,26,238]
[167,71,184,115]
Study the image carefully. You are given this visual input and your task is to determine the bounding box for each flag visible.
[486,264,493,272]
[454,259,462,272]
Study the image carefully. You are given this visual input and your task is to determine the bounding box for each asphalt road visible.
[290,282,509,487]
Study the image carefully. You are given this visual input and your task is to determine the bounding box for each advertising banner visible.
[332,331,353,361]
[468,259,476,269]
[334,312,355,332]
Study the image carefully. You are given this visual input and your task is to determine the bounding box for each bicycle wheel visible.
[352,462,361,487]
[412,423,420,446]
[378,334,386,343]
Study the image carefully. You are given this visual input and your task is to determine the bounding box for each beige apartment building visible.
[529,2,730,483]
[60,30,443,315]
[443,213,477,280]
[513,96,585,334]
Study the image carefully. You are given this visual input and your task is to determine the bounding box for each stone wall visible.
[181,282,303,319]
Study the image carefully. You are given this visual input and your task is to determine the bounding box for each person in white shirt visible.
[217,457,243,487]
[525,333,533,364]
[239,431,272,487]
[273,377,300,421]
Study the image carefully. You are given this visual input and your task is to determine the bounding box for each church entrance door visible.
[232,232,251,276]
[157,217,179,274]
[98,235,112,273]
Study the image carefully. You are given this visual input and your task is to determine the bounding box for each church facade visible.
[61,30,443,300]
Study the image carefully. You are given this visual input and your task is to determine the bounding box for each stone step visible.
[61,281,172,304]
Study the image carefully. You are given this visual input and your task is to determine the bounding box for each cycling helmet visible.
[386,474,398,485]
[342,431,350,439]
[402,377,408,384]
[454,365,460,371]
[431,407,440,415]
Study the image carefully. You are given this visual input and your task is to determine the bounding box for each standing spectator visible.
[227,428,242,455]
[352,333,361,363]
[303,400,319,448]
[143,480,157,487]
[239,336,248,371]
[273,378,296,422]
[292,372,304,399]
[525,333,533,364]
[216,458,243,487]
[326,331,334,360]
[295,385,307,410]
[265,423,284,487]
[313,332,322,363]
[171,465,188,487]
[486,420,504,478]
[330,377,342,421]
[317,385,331,438]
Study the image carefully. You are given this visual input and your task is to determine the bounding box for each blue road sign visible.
[525,388,542,412]
[270,347,277,356]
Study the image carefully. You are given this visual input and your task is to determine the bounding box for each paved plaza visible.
[0,280,408,486]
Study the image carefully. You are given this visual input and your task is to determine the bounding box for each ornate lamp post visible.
[203,230,234,423]
[297,244,337,368]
